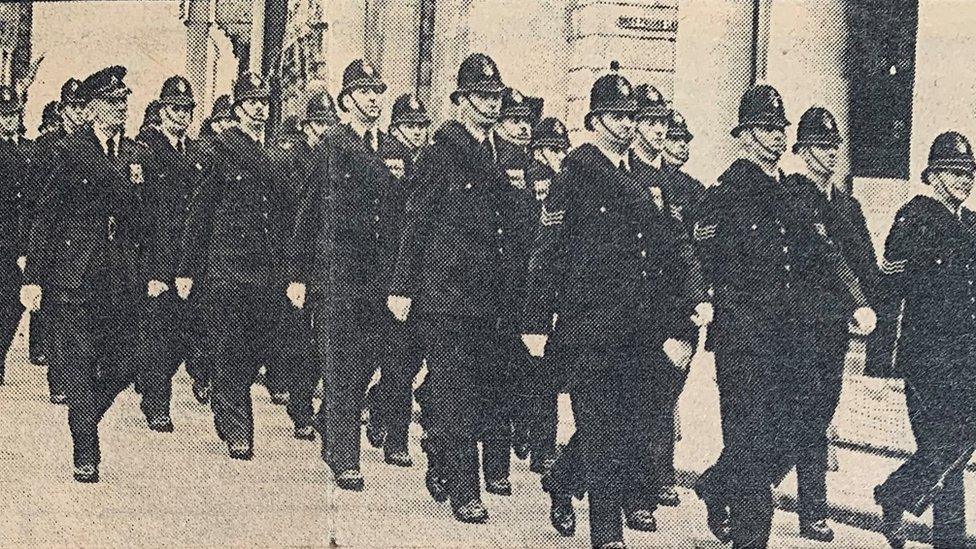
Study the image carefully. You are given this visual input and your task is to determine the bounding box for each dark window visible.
[847,0,918,179]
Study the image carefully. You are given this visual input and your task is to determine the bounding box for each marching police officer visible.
[270,89,338,441]
[38,101,62,137]
[661,109,705,232]
[287,59,390,490]
[22,66,143,482]
[692,85,875,548]
[521,68,648,549]
[133,76,207,433]
[386,52,517,523]
[772,106,878,542]
[872,132,976,549]
[365,92,430,467]
[179,72,279,460]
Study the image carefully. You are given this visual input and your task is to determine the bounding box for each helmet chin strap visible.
[392,125,422,150]
[749,127,783,162]
[348,93,380,126]
[636,126,663,158]
[463,94,498,127]
[595,114,630,146]
[806,146,834,179]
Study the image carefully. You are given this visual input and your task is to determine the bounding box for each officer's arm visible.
[848,198,881,298]
[287,144,328,284]
[23,144,69,286]
[179,151,224,281]
[389,146,444,297]
[665,217,708,341]
[522,172,571,336]
[691,186,726,291]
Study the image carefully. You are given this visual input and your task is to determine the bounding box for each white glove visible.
[521,333,548,358]
[147,279,170,298]
[663,338,694,372]
[387,294,412,322]
[690,302,714,327]
[16,256,25,273]
[20,284,41,312]
[850,306,877,336]
[287,282,307,309]
[175,277,193,300]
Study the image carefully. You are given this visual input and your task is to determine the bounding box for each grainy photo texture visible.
[0,1,973,548]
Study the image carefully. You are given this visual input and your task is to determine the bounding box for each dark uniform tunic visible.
[288,123,388,474]
[874,195,976,549]
[25,126,143,468]
[132,127,209,419]
[389,120,520,507]
[0,136,32,383]
[693,159,869,548]
[180,125,278,450]
[661,160,706,232]
[523,143,647,548]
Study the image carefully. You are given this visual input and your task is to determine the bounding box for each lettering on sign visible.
[617,15,678,33]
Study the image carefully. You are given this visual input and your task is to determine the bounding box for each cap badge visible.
[617,78,630,96]
[674,113,684,124]
[511,89,523,103]
[771,95,780,108]
[957,140,969,154]
[409,96,420,110]
[553,121,565,135]
[176,80,186,93]
[482,61,494,77]
[822,114,833,130]
[362,63,374,76]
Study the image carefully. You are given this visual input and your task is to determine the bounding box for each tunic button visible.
[497,228,503,234]
[936,258,943,265]
[498,247,504,254]
[751,224,757,230]
[642,271,647,277]
[780,227,786,234]
[465,183,472,189]
[637,232,643,239]
[262,196,267,202]
[600,206,607,213]
[969,280,973,286]
[784,264,791,271]
[970,297,975,303]
[782,246,789,253]
[641,250,647,257]
[374,199,379,205]
[374,215,380,222]
[236,175,242,181]
[262,213,268,219]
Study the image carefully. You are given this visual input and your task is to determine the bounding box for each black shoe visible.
[192,381,210,405]
[873,486,906,549]
[147,415,174,433]
[549,493,576,537]
[228,443,253,461]
[270,392,289,406]
[485,478,512,496]
[384,450,413,467]
[49,393,67,405]
[425,469,449,502]
[366,422,386,449]
[73,464,99,483]
[799,519,834,542]
[452,499,489,524]
[293,425,315,441]
[513,442,530,461]
[335,469,364,492]
[694,479,731,543]
[625,509,657,532]
[595,542,627,549]
[657,485,680,507]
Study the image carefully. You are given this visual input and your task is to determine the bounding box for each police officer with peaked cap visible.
[287,58,392,491]
[521,66,650,549]
[364,92,429,468]
[178,72,280,461]
[132,75,209,433]
[872,132,976,549]
[386,52,517,523]
[22,66,143,483]
[692,85,875,547]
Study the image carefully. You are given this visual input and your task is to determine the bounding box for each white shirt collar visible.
[237,122,265,146]
[595,141,630,172]
[93,124,119,156]
[632,145,661,170]
[161,127,185,151]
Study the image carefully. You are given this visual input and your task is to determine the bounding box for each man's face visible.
[934,169,975,203]
[534,146,567,172]
[239,98,269,123]
[748,125,787,162]
[90,95,128,131]
[598,112,636,146]
[62,103,88,128]
[808,145,839,176]
[211,117,234,134]
[664,137,690,166]
[161,104,194,135]
[0,112,19,135]
[498,116,532,145]
[465,91,502,126]
[396,122,429,148]
[637,117,668,152]
[346,87,384,122]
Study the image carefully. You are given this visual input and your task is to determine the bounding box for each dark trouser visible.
[183,289,209,387]
[481,331,522,483]
[877,374,976,549]
[516,353,560,469]
[418,314,507,507]
[370,312,424,453]
[136,291,190,418]
[51,280,138,468]
[699,345,798,549]
[272,299,317,428]
[648,351,689,491]
[313,300,377,473]
[205,284,273,448]
[546,346,639,548]
[29,306,51,363]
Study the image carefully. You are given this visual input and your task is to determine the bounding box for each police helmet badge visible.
[511,89,523,103]
[674,113,684,124]
[554,120,565,135]
[130,164,144,185]
[482,61,494,78]
[409,96,420,110]
[362,63,374,76]
[647,87,660,102]
[822,112,833,130]
[770,94,780,108]
[617,77,630,96]
[176,79,186,93]
[957,139,969,154]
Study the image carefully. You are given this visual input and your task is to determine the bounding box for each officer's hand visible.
[287,282,306,309]
[850,306,877,336]
[521,333,548,358]
[147,279,170,298]
[175,277,193,300]
[16,256,25,273]
[690,302,714,327]
[663,338,694,372]
[20,284,41,312]
[387,294,412,322]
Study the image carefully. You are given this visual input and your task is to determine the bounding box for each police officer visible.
[21,66,143,482]
[0,86,31,387]
[38,101,61,137]
[27,78,88,399]
[178,72,279,461]
[287,59,390,490]
[521,67,648,549]
[269,89,338,441]
[526,116,569,203]
[133,76,207,433]
[872,132,976,549]
[692,85,875,548]
[661,109,705,231]
[199,94,234,139]
[771,106,878,542]
[364,92,430,467]
[386,52,516,523]
[136,99,163,145]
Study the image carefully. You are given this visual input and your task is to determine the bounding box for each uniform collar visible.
[462,120,488,144]
[237,122,265,146]
[631,145,662,170]
[161,126,186,152]
[92,124,120,156]
[595,141,630,172]
[348,120,379,150]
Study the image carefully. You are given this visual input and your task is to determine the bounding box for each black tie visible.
[363,131,373,152]
[619,160,627,173]
[106,137,116,159]
[177,140,185,155]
